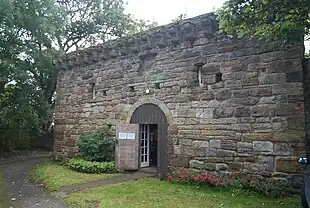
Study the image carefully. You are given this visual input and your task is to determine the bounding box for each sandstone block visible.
[253,141,273,152]
[192,140,209,148]
[235,155,255,162]
[275,104,295,116]
[275,157,304,173]
[173,145,182,155]
[170,156,190,167]
[237,142,253,152]
[231,124,251,132]
[259,73,286,85]
[216,163,229,171]
[232,89,250,98]
[250,87,272,97]
[251,105,274,117]
[235,107,251,117]
[227,162,243,171]
[221,140,237,150]
[214,107,234,118]
[215,89,231,100]
[183,146,206,157]
[257,156,274,164]
[231,97,259,106]
[189,160,204,169]
[216,149,236,157]
[202,63,220,74]
[199,91,214,100]
[210,140,221,148]
[272,83,303,95]
[274,143,291,156]
[286,71,303,83]
[206,148,217,157]
[204,163,216,171]
[243,162,262,172]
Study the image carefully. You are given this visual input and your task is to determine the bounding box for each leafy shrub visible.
[77,125,115,162]
[229,175,294,198]
[167,168,294,198]
[49,152,69,165]
[68,158,117,174]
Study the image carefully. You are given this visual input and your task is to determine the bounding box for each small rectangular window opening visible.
[154,83,161,89]
[216,73,223,83]
[196,64,203,87]
[91,83,96,99]
[129,86,135,92]
[102,90,107,96]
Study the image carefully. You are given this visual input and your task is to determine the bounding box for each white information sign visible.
[127,133,135,140]
[118,132,127,140]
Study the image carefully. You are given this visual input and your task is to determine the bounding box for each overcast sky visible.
[125,0,309,52]
[126,0,225,25]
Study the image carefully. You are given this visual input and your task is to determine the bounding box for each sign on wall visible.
[118,132,136,140]
[115,124,139,171]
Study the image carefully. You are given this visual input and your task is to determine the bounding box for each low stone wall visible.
[54,12,306,185]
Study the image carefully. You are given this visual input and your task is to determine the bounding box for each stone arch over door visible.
[127,98,174,176]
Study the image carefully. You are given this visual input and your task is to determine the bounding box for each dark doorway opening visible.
[149,124,158,167]
[130,103,168,175]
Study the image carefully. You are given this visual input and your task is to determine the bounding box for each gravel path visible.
[0,157,66,208]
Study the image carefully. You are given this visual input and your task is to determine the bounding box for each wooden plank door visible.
[140,124,150,168]
[115,124,139,171]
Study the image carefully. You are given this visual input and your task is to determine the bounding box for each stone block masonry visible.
[54,12,306,184]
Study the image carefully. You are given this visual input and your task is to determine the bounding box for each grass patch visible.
[30,161,119,191]
[64,178,300,208]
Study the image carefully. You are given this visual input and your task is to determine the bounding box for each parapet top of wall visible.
[58,12,219,70]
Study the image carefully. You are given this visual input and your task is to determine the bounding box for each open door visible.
[115,124,139,171]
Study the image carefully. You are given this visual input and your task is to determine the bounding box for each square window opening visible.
[129,86,135,92]
[216,73,223,83]
[154,83,161,89]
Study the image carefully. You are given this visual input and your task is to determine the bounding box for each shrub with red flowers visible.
[167,168,229,187]
[167,168,295,198]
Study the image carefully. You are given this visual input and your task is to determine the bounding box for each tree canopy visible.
[0,0,153,152]
[216,0,310,43]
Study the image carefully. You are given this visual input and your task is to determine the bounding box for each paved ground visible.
[0,152,155,208]
[0,156,66,208]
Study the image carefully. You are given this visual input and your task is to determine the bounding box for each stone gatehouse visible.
[54,12,306,181]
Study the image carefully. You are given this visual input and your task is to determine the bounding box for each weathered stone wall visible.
[304,59,310,159]
[54,13,305,183]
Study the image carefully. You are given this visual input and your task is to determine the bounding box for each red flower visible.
[185,169,190,176]
[168,175,173,181]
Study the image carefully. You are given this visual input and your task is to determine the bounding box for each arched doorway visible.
[130,103,168,175]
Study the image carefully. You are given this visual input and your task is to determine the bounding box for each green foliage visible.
[127,19,159,35]
[229,176,294,198]
[216,0,310,42]
[171,14,188,23]
[68,158,117,174]
[77,126,115,162]
[0,0,146,153]
[0,0,63,152]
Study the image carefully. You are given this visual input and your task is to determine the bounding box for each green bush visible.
[77,125,115,162]
[68,158,117,174]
